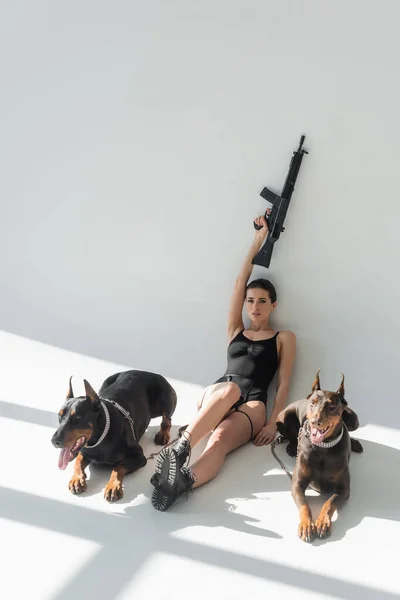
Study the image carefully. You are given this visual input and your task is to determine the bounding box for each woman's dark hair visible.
[245,278,277,303]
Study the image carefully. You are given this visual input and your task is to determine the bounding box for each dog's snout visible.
[51,434,63,448]
[310,417,322,427]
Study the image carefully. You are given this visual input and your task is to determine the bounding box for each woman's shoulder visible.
[277,330,296,340]
[276,330,296,347]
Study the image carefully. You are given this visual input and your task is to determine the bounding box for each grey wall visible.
[1,1,399,426]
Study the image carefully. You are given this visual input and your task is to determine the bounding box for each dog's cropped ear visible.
[337,373,345,398]
[66,375,74,399]
[83,379,100,406]
[311,368,321,392]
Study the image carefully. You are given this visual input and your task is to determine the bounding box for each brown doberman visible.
[276,369,363,542]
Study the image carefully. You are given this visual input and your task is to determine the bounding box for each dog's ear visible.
[311,368,321,392]
[337,373,345,398]
[66,375,74,399]
[83,379,100,405]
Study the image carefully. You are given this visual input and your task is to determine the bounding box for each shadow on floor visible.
[2,400,400,599]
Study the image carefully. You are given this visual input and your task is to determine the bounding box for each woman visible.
[150,214,296,511]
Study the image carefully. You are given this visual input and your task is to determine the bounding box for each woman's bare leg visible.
[181,382,242,448]
[191,401,266,487]
[150,393,265,511]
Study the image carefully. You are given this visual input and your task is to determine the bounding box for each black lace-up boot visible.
[150,446,196,511]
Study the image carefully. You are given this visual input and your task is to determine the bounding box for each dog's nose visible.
[310,418,322,427]
[51,435,62,448]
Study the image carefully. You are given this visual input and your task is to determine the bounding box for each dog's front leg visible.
[292,481,315,543]
[104,452,147,502]
[292,460,315,543]
[69,453,90,495]
[315,473,350,539]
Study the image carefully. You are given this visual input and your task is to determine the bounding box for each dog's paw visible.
[69,473,87,495]
[104,480,123,502]
[351,438,363,453]
[154,431,170,446]
[315,513,332,538]
[286,442,297,458]
[298,518,316,543]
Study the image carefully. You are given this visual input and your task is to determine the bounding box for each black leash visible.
[270,436,293,481]
[270,427,303,481]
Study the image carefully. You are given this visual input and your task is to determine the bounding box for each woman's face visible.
[245,288,276,322]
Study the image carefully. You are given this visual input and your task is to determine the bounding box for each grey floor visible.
[1,330,399,600]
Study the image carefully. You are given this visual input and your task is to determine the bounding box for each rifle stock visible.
[252,237,275,268]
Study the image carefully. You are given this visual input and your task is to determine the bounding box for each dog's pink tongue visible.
[312,428,324,444]
[58,448,71,470]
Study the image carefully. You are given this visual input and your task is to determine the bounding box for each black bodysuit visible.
[214,329,279,408]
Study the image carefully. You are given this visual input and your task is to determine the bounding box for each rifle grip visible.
[253,211,270,231]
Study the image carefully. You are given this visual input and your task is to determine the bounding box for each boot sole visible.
[151,447,179,511]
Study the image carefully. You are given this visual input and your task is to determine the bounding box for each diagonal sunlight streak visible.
[0,399,57,428]
[0,487,125,543]
[49,542,148,600]
[167,538,400,600]
[1,485,399,600]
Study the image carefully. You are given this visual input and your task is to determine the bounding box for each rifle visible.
[252,135,308,268]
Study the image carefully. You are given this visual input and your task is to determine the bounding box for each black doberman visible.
[276,369,363,542]
[51,370,177,502]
